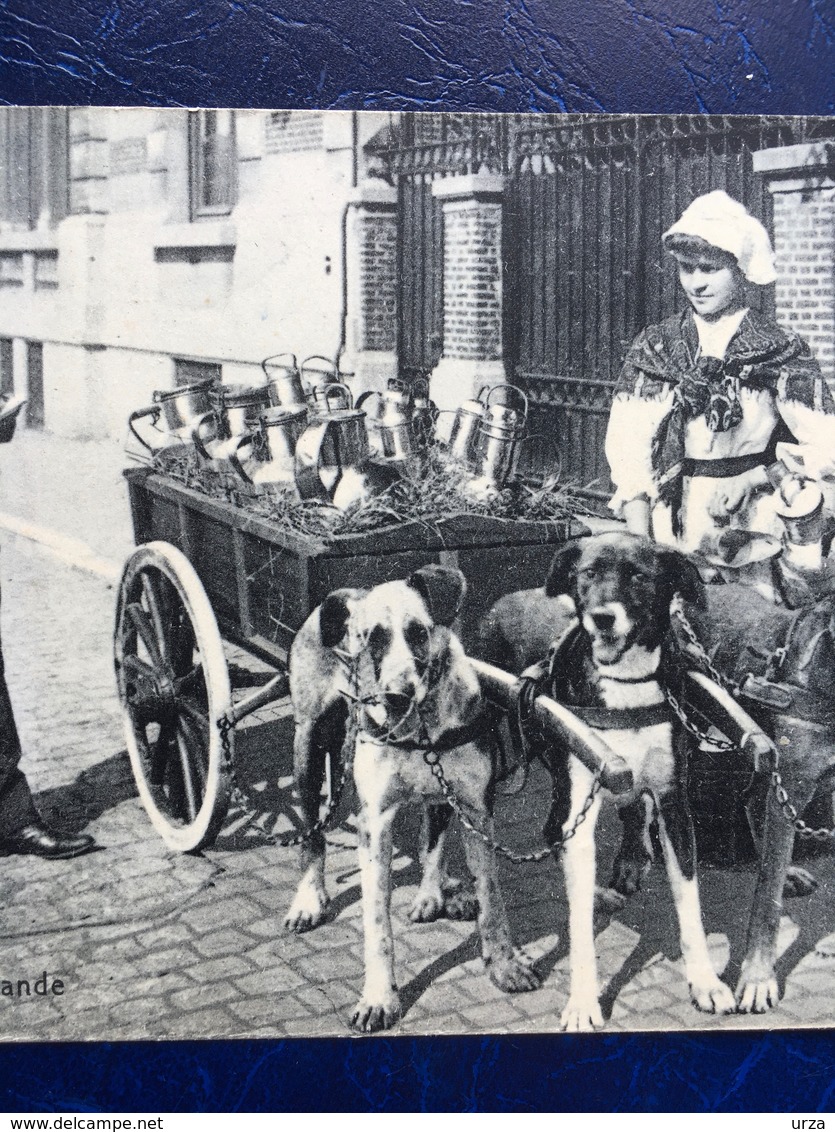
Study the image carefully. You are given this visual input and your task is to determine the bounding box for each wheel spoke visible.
[126,602,164,669]
[177,713,207,791]
[175,728,200,822]
[141,571,171,663]
[177,694,210,728]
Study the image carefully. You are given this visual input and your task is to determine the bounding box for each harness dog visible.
[687,581,835,1013]
[285,565,540,1032]
[484,532,740,1031]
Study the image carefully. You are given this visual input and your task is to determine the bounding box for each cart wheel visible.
[114,541,233,852]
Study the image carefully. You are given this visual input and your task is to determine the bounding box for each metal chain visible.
[662,685,738,751]
[218,712,352,848]
[423,749,602,863]
[670,598,835,838]
[770,768,835,841]
[670,594,732,690]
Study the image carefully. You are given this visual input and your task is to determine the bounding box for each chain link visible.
[670,594,733,690]
[218,712,352,848]
[770,768,835,841]
[423,749,602,863]
[670,597,835,839]
[662,685,738,751]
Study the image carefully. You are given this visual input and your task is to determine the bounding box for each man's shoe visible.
[1,823,96,860]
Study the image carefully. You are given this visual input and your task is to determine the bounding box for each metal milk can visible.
[192,383,272,465]
[261,353,307,409]
[301,356,352,412]
[294,407,395,510]
[469,384,529,495]
[229,404,309,489]
[128,380,217,456]
[356,380,415,462]
[446,386,488,467]
[306,382,354,416]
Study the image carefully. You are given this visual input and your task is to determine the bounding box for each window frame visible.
[188,110,237,221]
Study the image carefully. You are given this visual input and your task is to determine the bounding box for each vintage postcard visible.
[0,108,834,1041]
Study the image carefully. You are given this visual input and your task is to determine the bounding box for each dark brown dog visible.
[690,581,835,1013]
[481,531,737,1030]
[285,565,540,1032]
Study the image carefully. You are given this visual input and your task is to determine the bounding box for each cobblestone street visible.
[1,433,835,1041]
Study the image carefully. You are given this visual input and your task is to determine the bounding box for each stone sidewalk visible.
[1,430,835,1040]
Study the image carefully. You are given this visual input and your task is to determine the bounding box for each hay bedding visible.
[152,446,589,541]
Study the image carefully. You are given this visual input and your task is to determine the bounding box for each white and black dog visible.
[482,531,738,1030]
[285,565,540,1032]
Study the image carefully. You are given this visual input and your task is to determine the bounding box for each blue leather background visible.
[0,0,833,1112]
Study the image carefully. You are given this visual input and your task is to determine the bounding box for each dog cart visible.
[117,464,646,853]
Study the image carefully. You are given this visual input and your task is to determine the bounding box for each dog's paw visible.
[349,993,402,1033]
[690,978,735,1015]
[560,997,604,1032]
[284,884,329,933]
[610,855,648,897]
[443,888,479,921]
[408,890,445,923]
[736,971,780,1014]
[594,885,627,915]
[487,950,541,994]
[784,866,818,899]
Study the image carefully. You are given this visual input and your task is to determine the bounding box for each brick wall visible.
[772,187,835,380]
[442,199,502,360]
[358,211,397,351]
[265,111,324,155]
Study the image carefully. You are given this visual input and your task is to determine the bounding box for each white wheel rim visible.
[114,541,232,851]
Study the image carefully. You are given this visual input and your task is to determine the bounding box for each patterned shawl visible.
[614,309,831,535]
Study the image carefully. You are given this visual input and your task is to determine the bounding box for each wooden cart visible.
[116,465,605,852]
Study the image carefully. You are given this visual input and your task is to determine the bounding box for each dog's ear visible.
[407,565,466,626]
[545,540,584,598]
[657,549,706,611]
[319,589,361,647]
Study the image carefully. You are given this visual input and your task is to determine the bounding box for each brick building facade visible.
[0,111,832,477]
[0,108,392,441]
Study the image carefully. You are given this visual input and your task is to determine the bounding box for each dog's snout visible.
[384,688,414,715]
[590,610,616,632]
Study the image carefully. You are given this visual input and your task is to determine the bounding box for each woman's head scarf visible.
[663,190,777,286]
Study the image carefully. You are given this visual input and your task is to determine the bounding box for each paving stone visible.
[168,981,239,1012]
[227,992,312,1025]
[133,947,203,976]
[184,954,254,982]
[180,897,263,933]
[136,923,195,949]
[293,949,363,982]
[193,929,256,958]
[234,964,306,995]
[154,1006,239,1039]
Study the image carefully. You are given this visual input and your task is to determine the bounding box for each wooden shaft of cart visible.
[227,671,290,727]
[681,670,776,768]
[469,658,634,795]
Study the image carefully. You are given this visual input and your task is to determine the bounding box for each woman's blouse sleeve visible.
[606,332,674,517]
[774,336,835,486]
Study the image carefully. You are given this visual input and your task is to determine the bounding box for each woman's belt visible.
[681,438,778,480]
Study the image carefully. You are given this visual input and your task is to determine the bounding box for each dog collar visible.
[362,707,494,753]
[569,702,672,730]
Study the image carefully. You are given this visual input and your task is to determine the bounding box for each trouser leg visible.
[0,584,38,834]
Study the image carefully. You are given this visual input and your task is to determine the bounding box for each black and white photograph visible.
[1,108,834,1040]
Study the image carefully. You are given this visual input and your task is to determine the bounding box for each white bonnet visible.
[662,190,776,286]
